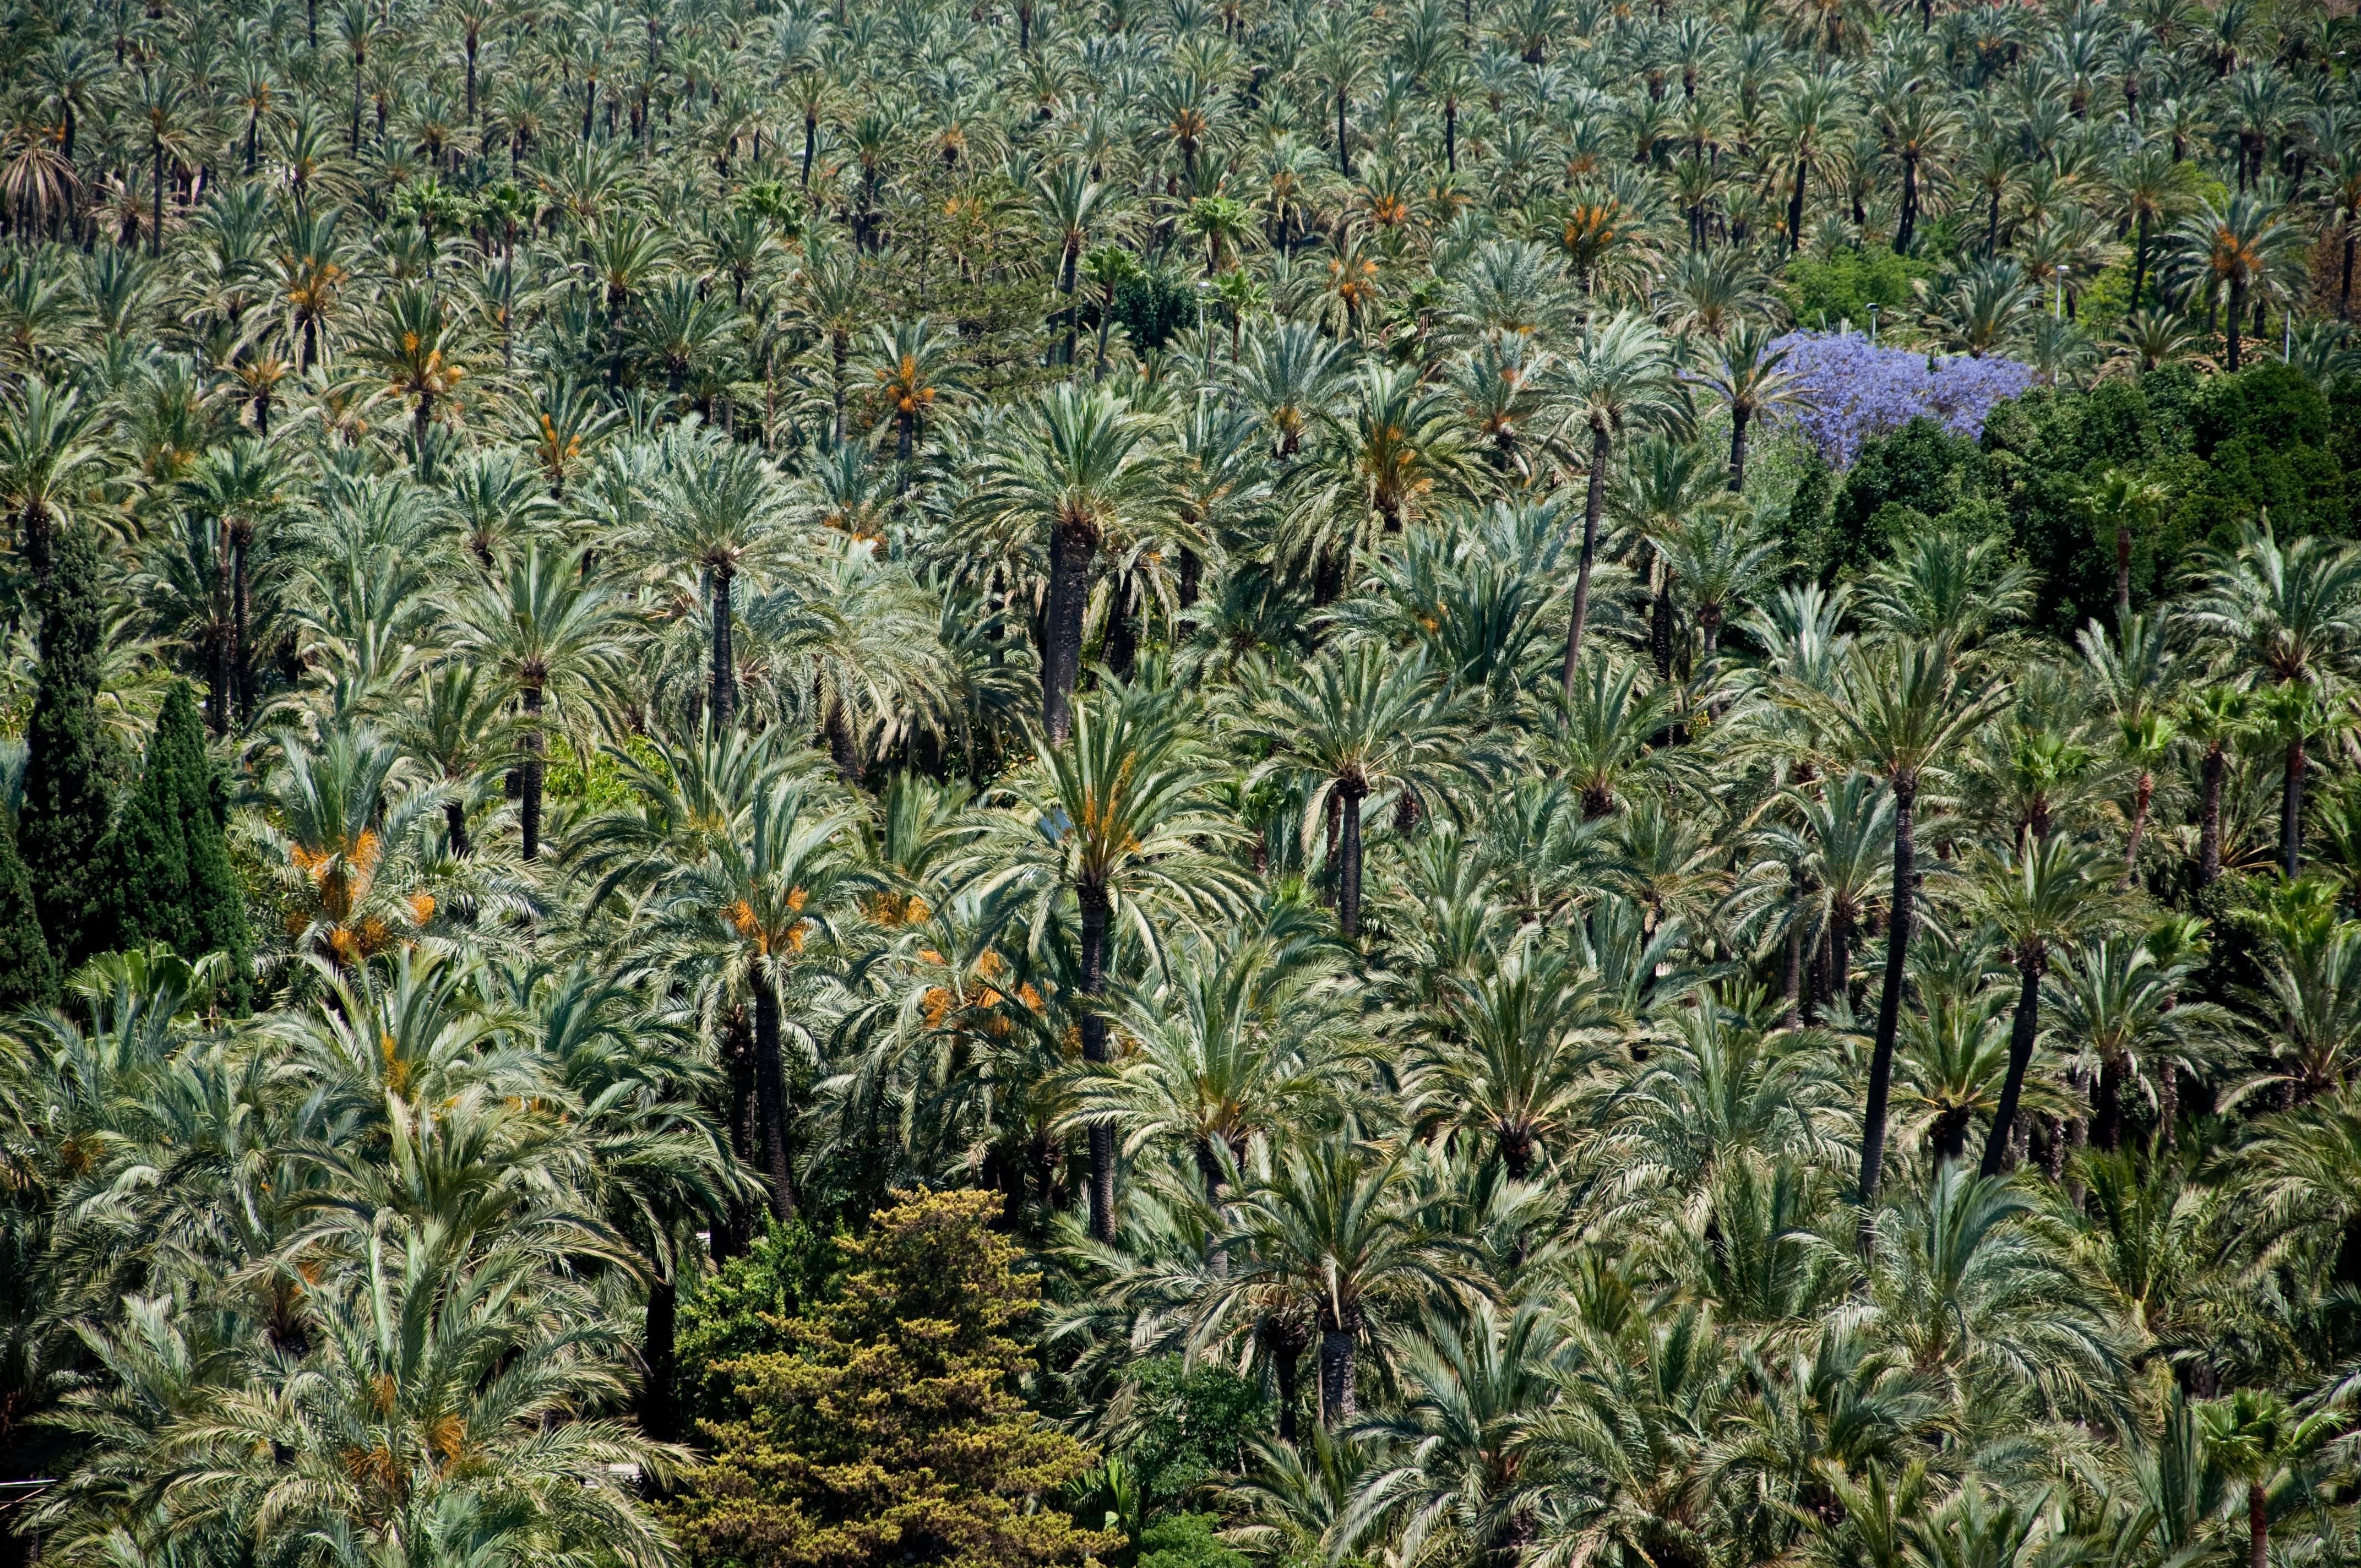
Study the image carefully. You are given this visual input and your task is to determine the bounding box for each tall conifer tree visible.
[18,524,123,970]
[102,681,253,1011]
[0,813,56,1010]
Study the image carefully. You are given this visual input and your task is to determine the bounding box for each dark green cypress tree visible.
[0,812,56,1011]
[105,680,254,1011]
[18,524,124,972]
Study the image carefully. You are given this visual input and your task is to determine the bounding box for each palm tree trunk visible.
[1079,884,1116,1244]
[2249,1480,2268,1568]
[1338,781,1366,938]
[521,682,545,860]
[1981,947,2045,1177]
[2125,770,2152,881]
[1649,552,1674,680]
[231,522,253,725]
[2093,1051,2126,1151]
[1043,520,1094,743]
[710,567,736,729]
[1858,775,1917,1222]
[2134,210,2152,307]
[1317,1307,1357,1428]
[640,1274,678,1442]
[211,538,234,736]
[2200,742,2227,886]
[1563,419,1611,693]
[1895,151,1917,254]
[2226,271,2245,373]
[1727,405,1750,492]
[1782,899,1805,1028]
[751,958,797,1219]
[2117,524,2134,628]
[1787,155,1808,253]
[1828,903,1852,1011]
[445,800,470,857]
[2283,736,2305,879]
[1267,1320,1307,1443]
[826,699,865,787]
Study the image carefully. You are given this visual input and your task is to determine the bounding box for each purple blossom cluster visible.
[1765,331,2040,470]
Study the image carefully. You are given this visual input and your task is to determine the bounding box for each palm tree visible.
[2049,936,2227,1152]
[2163,190,2307,372]
[1700,324,1805,495]
[2180,685,2254,889]
[1974,835,2112,1177]
[1069,931,1351,1212]
[1544,653,1683,820]
[1876,88,1961,257]
[864,315,961,469]
[984,684,1250,1241]
[0,375,103,583]
[1342,1298,1569,1567]
[348,284,467,449]
[1762,773,1896,1022]
[1228,1133,1467,1428]
[387,661,511,857]
[972,383,1169,743]
[642,424,792,731]
[641,776,867,1219]
[1035,164,1109,364]
[2074,470,2168,631]
[1557,312,1678,685]
[1797,637,2004,1218]
[2111,138,2197,308]
[1243,644,1479,938]
[1409,941,1608,1179]
[451,542,634,861]
[2200,1391,2337,1568]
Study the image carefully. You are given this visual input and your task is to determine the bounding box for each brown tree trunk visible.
[520,683,545,860]
[1079,884,1116,1244]
[2200,743,2227,886]
[1337,781,1367,938]
[1858,775,1917,1224]
[751,958,797,1219]
[710,565,736,729]
[1043,520,1094,743]
[1563,420,1611,692]
[1982,947,2047,1177]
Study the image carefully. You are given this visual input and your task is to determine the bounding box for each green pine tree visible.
[0,812,56,1011]
[18,524,124,970]
[104,680,254,1011]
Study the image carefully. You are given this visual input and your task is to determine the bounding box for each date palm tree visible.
[1228,1133,1469,1428]
[1408,941,1610,1179]
[1974,834,2112,1177]
[1556,312,1678,684]
[972,383,1171,743]
[1342,1298,1571,1567]
[0,375,104,583]
[1243,644,1480,938]
[2049,935,2227,1152]
[638,777,868,1219]
[1699,323,1804,496]
[979,684,1251,1241]
[641,423,793,731]
[2164,190,2307,372]
[451,542,634,861]
[1796,637,2004,1218]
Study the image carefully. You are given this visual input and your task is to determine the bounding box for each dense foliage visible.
[4,0,2361,1565]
